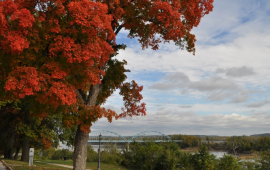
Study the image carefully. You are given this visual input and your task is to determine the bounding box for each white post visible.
[29,148,34,166]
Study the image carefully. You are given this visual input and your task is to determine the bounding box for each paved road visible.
[0,161,7,170]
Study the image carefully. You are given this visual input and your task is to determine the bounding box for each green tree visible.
[155,142,181,170]
[0,99,76,162]
[190,145,216,170]
[216,155,241,170]
[123,142,163,170]
[87,146,98,162]
[258,150,270,170]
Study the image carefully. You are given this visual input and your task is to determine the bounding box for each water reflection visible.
[210,151,230,158]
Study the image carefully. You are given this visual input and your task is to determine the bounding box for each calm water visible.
[209,151,230,158]
[92,145,126,152]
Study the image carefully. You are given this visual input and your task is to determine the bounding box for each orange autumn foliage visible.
[0,0,213,132]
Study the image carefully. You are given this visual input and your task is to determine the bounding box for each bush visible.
[51,149,73,160]
[87,145,98,162]
[155,143,181,170]
[34,149,43,159]
[101,144,123,164]
[216,155,241,170]
[122,142,181,170]
[190,145,216,170]
[258,150,270,170]
[39,148,56,160]
[87,144,123,165]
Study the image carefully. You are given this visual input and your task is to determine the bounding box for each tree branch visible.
[114,24,124,35]
[75,89,86,105]
[86,84,101,106]
[112,44,126,51]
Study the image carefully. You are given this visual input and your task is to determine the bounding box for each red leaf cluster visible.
[0,0,115,108]
[118,80,146,118]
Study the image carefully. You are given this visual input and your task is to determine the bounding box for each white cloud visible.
[149,73,238,91]
[148,73,252,102]
[92,110,270,136]
[100,0,270,136]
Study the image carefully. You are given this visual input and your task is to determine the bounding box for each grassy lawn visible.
[35,159,129,170]
[1,159,129,170]
[1,159,66,170]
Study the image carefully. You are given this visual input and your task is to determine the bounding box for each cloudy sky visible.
[92,0,270,136]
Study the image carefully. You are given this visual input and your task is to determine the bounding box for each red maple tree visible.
[0,0,213,169]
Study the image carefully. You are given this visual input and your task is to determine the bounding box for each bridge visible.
[88,130,225,146]
[88,130,173,144]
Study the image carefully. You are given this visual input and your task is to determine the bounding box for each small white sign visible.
[29,148,34,157]
[29,148,34,166]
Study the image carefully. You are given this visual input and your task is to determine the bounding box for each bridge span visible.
[88,130,173,144]
[88,130,225,145]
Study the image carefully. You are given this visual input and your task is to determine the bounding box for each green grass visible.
[35,159,129,170]
[1,159,66,170]
[1,159,129,170]
[35,159,73,166]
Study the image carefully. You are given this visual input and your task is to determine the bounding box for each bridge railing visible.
[88,130,173,143]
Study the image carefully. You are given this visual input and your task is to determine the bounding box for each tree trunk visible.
[73,84,101,170]
[4,146,14,159]
[8,148,13,159]
[21,138,29,162]
[73,125,89,170]
[14,147,20,160]
[4,148,7,158]
[4,147,13,159]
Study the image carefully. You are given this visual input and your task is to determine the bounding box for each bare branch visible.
[115,24,124,35]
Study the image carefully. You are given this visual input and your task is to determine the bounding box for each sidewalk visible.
[0,161,7,170]
[34,161,91,170]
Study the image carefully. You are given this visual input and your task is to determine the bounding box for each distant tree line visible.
[169,134,270,153]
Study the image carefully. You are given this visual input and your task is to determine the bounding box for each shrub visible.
[216,155,241,170]
[258,150,270,170]
[190,145,216,170]
[101,144,123,165]
[51,149,73,160]
[122,142,181,170]
[87,145,98,162]
[40,148,56,160]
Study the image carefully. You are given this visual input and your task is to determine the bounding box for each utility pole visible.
[97,133,102,170]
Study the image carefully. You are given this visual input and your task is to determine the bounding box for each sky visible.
[91,0,270,136]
